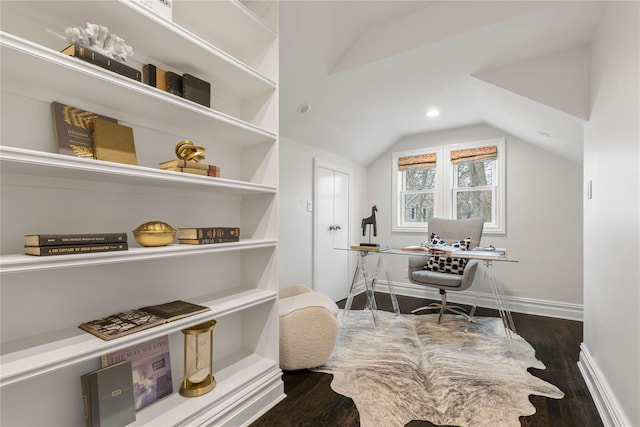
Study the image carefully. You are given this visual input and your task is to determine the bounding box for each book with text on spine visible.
[178,227,240,240]
[25,232,127,247]
[179,236,240,245]
[61,44,141,81]
[25,242,128,256]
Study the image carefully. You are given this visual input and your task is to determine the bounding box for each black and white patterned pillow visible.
[425,235,471,275]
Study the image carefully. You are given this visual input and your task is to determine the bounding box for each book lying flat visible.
[25,243,128,256]
[178,227,239,240]
[25,232,127,247]
[350,245,390,252]
[79,300,210,341]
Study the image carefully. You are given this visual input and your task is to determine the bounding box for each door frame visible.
[313,158,353,293]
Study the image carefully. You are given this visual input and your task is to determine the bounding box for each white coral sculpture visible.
[65,22,133,62]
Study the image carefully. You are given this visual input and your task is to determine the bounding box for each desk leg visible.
[483,260,517,338]
[376,256,400,316]
[361,253,379,325]
[343,252,378,325]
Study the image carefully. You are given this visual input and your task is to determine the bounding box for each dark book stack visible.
[24,233,128,256]
[159,159,220,177]
[142,66,211,108]
[178,227,240,245]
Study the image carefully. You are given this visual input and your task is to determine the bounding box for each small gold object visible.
[133,221,176,247]
[175,140,206,163]
[180,320,217,397]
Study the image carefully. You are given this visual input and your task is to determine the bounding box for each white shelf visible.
[0,288,277,387]
[0,146,277,195]
[0,238,276,274]
[0,33,276,146]
[172,0,277,61]
[133,352,282,426]
[0,0,276,99]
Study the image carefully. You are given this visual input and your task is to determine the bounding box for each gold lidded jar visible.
[133,221,176,247]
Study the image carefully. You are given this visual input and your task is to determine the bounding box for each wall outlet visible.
[307,200,313,212]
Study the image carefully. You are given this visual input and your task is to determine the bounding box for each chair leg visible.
[411,289,475,324]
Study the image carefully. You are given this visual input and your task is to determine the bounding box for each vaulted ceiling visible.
[279,1,605,166]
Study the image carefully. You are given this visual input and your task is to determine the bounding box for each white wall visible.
[279,136,368,288]
[582,1,640,425]
[367,123,584,319]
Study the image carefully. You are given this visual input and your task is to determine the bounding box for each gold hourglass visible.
[179,320,216,397]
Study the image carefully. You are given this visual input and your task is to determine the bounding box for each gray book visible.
[81,361,136,427]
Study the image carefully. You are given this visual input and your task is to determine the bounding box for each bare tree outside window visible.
[454,160,495,222]
[403,167,436,223]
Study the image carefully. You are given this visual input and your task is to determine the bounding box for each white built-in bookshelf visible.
[0,1,282,425]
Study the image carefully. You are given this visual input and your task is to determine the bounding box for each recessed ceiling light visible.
[297,103,311,114]
[425,108,440,118]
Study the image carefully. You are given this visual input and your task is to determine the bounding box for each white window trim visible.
[392,138,506,234]
[391,147,443,232]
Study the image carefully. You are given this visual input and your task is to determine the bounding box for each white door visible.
[314,163,350,301]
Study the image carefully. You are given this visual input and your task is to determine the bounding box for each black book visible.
[61,44,141,81]
[81,361,136,427]
[182,73,211,107]
[165,71,183,97]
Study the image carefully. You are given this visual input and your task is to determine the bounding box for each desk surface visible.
[337,247,518,262]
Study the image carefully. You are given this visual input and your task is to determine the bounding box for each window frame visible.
[391,147,442,232]
[392,138,506,234]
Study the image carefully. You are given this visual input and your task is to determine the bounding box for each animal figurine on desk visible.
[361,205,378,237]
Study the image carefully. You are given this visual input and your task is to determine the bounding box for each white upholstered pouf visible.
[279,285,339,371]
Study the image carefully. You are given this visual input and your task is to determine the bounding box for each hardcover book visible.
[163,166,208,176]
[62,44,141,81]
[51,102,117,158]
[182,73,211,107]
[81,361,136,427]
[25,232,127,247]
[179,237,239,245]
[90,118,137,165]
[101,336,173,411]
[79,300,210,341]
[159,159,209,170]
[25,243,128,256]
[178,227,240,240]
[142,63,168,91]
[165,71,183,97]
[208,165,220,177]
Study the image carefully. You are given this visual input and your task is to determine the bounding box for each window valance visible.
[450,145,497,164]
[398,153,437,170]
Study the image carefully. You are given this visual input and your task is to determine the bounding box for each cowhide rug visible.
[313,310,564,427]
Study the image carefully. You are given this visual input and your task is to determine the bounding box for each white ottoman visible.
[279,285,339,371]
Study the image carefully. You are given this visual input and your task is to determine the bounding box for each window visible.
[392,138,505,234]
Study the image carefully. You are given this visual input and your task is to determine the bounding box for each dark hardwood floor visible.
[251,293,603,427]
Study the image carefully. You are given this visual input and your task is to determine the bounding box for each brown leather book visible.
[90,118,137,165]
[165,71,183,97]
[51,102,118,158]
[142,64,168,91]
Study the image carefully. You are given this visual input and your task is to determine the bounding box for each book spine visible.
[159,159,209,170]
[62,44,141,81]
[142,63,157,87]
[179,237,240,245]
[178,227,240,239]
[25,243,128,256]
[80,374,91,427]
[25,233,128,247]
[165,71,183,97]
[182,73,211,107]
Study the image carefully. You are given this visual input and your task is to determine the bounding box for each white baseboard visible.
[351,280,583,321]
[578,343,631,427]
